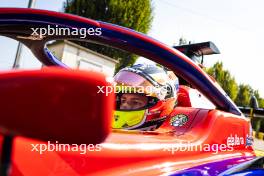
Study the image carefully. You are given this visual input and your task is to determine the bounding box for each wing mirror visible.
[0,67,114,144]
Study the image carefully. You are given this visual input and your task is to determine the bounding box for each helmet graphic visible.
[112,64,179,131]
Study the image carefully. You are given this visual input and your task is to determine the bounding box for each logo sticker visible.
[246,134,253,146]
[170,114,188,127]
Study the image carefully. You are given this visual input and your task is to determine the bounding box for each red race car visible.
[0,8,262,176]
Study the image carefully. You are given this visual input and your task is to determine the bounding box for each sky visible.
[0,0,263,96]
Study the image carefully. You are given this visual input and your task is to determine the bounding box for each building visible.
[47,40,118,76]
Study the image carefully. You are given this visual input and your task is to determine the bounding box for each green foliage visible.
[254,90,264,108]
[206,62,238,101]
[64,0,153,72]
[259,99,264,108]
[235,84,251,106]
[206,61,264,108]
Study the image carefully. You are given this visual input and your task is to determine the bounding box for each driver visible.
[120,93,148,110]
[112,64,179,131]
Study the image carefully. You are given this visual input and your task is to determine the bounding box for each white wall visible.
[48,41,117,77]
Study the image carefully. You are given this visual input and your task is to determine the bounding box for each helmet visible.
[112,64,179,131]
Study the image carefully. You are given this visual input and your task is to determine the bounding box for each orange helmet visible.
[112,64,179,131]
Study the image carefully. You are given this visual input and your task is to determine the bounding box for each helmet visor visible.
[112,110,147,129]
[114,71,153,87]
[114,71,160,97]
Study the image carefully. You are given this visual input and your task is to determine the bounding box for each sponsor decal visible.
[246,134,253,146]
[170,114,188,127]
[226,134,244,146]
[227,134,253,147]
[147,111,161,115]
[246,125,254,146]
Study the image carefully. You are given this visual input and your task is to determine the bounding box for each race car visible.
[0,8,263,176]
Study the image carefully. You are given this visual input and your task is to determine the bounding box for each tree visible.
[64,0,153,72]
[235,84,251,106]
[260,99,264,108]
[206,61,264,108]
[254,90,264,108]
[206,62,238,101]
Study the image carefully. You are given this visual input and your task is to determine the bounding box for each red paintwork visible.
[177,86,192,107]
[5,84,254,175]
[0,68,114,144]
[8,107,254,175]
[0,8,100,27]
[0,8,255,175]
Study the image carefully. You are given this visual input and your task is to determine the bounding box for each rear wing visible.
[173,41,220,65]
